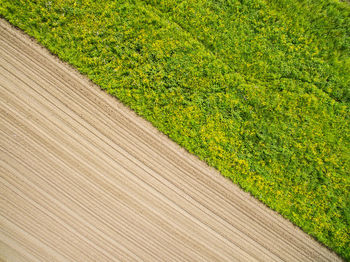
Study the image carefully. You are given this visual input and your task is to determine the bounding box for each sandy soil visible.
[0,19,341,261]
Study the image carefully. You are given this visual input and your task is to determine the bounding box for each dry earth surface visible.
[0,19,342,261]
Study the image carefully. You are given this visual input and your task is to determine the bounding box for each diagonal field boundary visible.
[0,19,341,261]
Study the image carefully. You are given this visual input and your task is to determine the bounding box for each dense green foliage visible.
[1,0,349,258]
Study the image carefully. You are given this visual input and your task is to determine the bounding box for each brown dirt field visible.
[0,19,341,261]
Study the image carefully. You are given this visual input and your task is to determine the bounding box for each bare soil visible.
[0,19,341,261]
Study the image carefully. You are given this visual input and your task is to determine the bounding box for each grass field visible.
[1,0,349,259]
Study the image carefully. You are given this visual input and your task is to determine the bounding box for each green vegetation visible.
[1,0,349,258]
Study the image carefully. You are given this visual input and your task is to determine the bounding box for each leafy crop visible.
[1,0,349,259]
